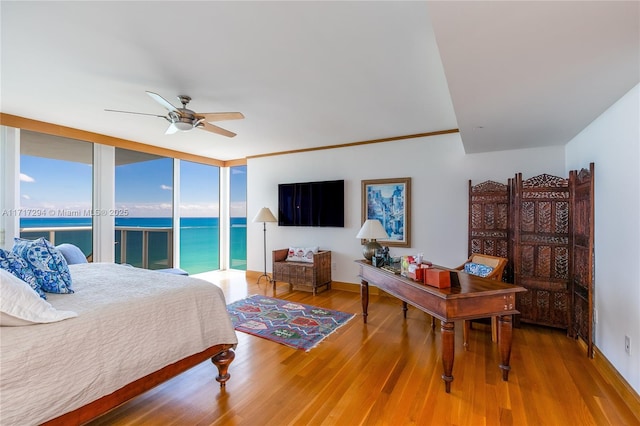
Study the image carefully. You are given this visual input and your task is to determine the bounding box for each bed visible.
[0,262,238,425]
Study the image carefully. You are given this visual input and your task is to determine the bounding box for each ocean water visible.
[19,217,247,274]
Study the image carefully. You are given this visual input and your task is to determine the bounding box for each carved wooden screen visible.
[508,177,516,286]
[513,173,571,329]
[569,163,595,357]
[468,180,511,281]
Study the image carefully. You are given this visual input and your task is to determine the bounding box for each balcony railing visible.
[115,226,173,269]
[19,226,173,270]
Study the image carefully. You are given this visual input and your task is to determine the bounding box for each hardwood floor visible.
[88,271,640,426]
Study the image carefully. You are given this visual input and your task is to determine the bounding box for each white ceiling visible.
[1,1,638,162]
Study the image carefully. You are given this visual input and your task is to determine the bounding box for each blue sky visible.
[20,156,246,218]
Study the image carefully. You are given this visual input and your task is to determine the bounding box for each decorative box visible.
[423,268,451,288]
[400,256,414,277]
[407,263,424,281]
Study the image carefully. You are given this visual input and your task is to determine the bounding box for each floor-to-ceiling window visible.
[19,131,93,256]
[8,124,246,274]
[179,160,220,274]
[229,165,247,270]
[114,148,173,269]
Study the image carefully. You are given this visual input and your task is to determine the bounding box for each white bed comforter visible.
[0,263,238,425]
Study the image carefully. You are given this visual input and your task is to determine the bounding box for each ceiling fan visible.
[105,91,244,137]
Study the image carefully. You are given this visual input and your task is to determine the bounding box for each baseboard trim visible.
[592,346,640,414]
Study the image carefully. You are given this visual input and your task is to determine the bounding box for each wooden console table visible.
[356,260,526,393]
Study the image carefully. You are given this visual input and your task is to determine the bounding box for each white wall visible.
[92,144,115,262]
[247,100,640,394]
[247,132,565,284]
[565,83,640,394]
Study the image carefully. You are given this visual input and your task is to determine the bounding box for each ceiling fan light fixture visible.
[107,92,244,137]
[173,120,193,131]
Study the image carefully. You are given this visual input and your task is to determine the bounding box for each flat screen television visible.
[278,179,344,227]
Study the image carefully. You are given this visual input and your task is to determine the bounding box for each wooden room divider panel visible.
[468,180,511,281]
[569,163,595,357]
[513,173,571,330]
[466,165,595,356]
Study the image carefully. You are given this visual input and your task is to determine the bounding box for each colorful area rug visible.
[226,295,354,351]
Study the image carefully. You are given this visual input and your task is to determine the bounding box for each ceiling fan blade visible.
[199,122,237,138]
[105,109,166,118]
[165,123,179,134]
[196,112,245,122]
[146,91,179,112]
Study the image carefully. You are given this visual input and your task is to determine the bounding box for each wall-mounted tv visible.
[278,179,344,227]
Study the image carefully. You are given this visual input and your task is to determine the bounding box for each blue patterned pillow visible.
[0,248,46,299]
[12,238,74,294]
[464,262,494,278]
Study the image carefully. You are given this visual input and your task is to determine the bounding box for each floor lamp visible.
[252,207,277,285]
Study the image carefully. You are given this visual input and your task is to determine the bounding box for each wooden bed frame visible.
[42,344,236,425]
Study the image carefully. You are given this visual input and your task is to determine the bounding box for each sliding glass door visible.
[114,148,173,269]
[229,165,247,270]
[19,131,93,257]
[179,160,220,274]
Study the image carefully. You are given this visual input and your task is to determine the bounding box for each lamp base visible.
[256,273,273,285]
[362,241,382,261]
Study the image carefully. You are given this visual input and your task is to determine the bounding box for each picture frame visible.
[361,177,411,247]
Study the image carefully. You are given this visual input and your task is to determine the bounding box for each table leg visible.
[498,314,513,381]
[441,321,455,393]
[361,279,369,324]
[402,301,408,319]
[463,320,471,350]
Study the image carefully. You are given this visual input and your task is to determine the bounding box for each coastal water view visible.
[17,143,248,275]
[20,217,247,274]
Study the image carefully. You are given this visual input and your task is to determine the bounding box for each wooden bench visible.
[272,249,332,295]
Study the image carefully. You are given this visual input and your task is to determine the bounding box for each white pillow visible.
[286,246,319,263]
[0,269,78,326]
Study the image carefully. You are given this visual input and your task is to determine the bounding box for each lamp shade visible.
[252,207,277,223]
[356,219,389,240]
[356,219,389,261]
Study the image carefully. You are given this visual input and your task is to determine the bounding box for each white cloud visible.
[20,173,35,182]
[229,201,247,217]
[179,202,220,217]
[160,184,172,190]
[115,202,173,217]
[129,203,172,211]
[22,194,30,200]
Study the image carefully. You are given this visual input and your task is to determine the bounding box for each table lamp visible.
[356,219,389,261]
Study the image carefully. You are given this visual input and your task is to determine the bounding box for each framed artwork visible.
[361,177,411,247]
